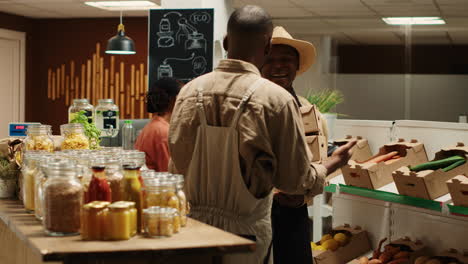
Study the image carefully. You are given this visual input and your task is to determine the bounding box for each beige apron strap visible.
[196,79,208,126]
[230,78,265,128]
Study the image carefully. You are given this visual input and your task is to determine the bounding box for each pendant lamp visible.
[106,10,136,55]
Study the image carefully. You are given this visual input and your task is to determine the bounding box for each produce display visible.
[311,232,349,251]
[414,248,468,264]
[359,151,400,164]
[409,155,466,172]
[359,238,410,264]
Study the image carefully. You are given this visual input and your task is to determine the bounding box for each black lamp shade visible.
[106,30,136,55]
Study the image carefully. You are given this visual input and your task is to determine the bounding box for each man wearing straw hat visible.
[261,26,326,264]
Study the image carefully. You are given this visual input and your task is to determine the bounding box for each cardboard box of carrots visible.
[351,237,428,264]
[414,248,468,264]
[311,224,371,264]
[393,142,468,200]
[342,139,429,190]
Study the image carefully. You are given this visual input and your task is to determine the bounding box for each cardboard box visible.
[342,139,428,190]
[307,135,328,162]
[312,225,371,264]
[393,143,468,200]
[349,237,427,264]
[430,249,468,264]
[334,135,373,163]
[301,104,322,134]
[447,175,468,207]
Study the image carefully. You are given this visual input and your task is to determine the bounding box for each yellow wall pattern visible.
[47,43,150,119]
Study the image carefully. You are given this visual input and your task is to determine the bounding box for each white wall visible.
[291,35,335,97]
[335,74,468,122]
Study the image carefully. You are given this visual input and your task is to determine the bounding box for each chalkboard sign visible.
[148,8,214,88]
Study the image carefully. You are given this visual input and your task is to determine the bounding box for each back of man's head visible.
[224,5,273,68]
[228,5,273,35]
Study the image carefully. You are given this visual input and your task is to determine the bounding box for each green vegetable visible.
[70,110,101,149]
[306,89,344,114]
[409,155,466,172]
[442,159,466,172]
[0,158,19,180]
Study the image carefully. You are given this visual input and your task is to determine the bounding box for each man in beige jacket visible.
[168,5,355,264]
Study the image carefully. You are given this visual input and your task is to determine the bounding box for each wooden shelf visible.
[0,199,254,264]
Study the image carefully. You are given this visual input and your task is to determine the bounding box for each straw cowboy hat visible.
[271,26,316,75]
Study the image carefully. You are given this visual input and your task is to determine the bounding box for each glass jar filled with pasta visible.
[24,125,54,152]
[60,123,90,150]
[21,152,45,212]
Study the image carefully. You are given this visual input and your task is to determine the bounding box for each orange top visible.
[135,115,170,171]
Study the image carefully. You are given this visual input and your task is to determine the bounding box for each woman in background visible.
[135,77,182,171]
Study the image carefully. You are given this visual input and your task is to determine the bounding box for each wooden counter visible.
[0,199,255,264]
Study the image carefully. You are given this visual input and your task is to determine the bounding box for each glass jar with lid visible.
[60,123,90,150]
[171,174,187,227]
[99,155,123,202]
[21,151,46,212]
[107,201,135,240]
[34,155,54,221]
[24,125,54,152]
[81,201,110,240]
[145,178,179,210]
[95,99,119,138]
[143,206,174,238]
[84,158,112,203]
[122,150,148,171]
[43,158,83,236]
[68,98,94,123]
[122,164,144,233]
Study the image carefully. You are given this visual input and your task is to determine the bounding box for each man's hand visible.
[322,140,357,175]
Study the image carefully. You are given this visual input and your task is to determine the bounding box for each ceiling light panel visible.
[84,1,160,11]
[382,17,446,25]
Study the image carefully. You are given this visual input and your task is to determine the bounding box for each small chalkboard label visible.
[149,8,214,88]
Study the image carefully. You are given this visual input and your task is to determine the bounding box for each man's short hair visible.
[228,5,273,34]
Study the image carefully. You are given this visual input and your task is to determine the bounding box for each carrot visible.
[387,258,409,264]
[372,238,387,259]
[367,151,399,164]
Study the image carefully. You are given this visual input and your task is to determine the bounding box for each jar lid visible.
[120,201,136,208]
[73,98,90,104]
[27,124,52,133]
[83,201,110,210]
[109,201,131,210]
[122,150,146,160]
[143,206,163,215]
[98,99,114,104]
[45,158,76,170]
[92,156,122,167]
[170,174,184,183]
[60,123,84,130]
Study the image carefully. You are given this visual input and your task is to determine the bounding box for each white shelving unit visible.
[309,119,468,250]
